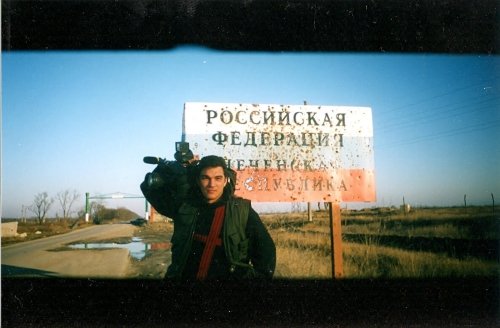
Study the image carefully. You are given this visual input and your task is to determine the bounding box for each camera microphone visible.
[143,156,161,164]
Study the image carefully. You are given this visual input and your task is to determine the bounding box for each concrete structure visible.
[2,222,19,237]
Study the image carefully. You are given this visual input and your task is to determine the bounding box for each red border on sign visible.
[232,168,376,202]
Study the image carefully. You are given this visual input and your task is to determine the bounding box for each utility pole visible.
[402,196,406,216]
[21,205,27,223]
[492,193,495,214]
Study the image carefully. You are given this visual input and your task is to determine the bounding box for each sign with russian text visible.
[183,102,376,202]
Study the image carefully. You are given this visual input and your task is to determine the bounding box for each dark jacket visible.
[140,161,276,280]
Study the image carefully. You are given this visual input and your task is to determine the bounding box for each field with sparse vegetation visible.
[261,206,499,279]
[3,206,499,280]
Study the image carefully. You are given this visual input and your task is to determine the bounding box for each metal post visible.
[329,202,343,278]
[307,202,313,222]
[85,192,90,222]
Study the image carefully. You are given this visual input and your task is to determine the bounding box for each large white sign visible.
[183,102,375,202]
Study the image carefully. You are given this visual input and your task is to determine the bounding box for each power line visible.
[378,77,499,116]
[377,95,500,133]
[376,119,500,149]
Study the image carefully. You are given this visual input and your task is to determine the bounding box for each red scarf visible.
[193,205,225,280]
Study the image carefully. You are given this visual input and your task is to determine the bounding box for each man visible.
[141,155,276,280]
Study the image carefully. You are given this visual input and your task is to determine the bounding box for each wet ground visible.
[126,222,172,279]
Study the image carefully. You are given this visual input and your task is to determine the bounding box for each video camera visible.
[143,141,195,189]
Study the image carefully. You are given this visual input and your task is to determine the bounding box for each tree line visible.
[25,190,138,224]
[26,190,80,224]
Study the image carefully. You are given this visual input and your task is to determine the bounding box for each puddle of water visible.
[68,237,170,260]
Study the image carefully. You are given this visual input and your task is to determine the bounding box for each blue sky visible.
[2,48,499,218]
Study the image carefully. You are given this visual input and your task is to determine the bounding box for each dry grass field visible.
[3,206,499,280]
[1,219,94,246]
[261,206,499,279]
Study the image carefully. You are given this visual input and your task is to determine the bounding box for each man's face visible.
[198,166,227,203]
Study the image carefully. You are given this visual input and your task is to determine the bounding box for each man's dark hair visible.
[196,155,228,176]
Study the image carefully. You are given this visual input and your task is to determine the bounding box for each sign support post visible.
[329,202,343,278]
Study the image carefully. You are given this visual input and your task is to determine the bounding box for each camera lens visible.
[147,172,164,189]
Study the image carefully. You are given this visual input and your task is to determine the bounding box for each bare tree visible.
[56,189,80,220]
[29,192,54,224]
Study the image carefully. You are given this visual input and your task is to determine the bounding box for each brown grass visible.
[1,219,92,246]
[261,206,500,279]
[3,206,498,280]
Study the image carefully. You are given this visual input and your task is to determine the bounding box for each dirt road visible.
[2,223,171,279]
